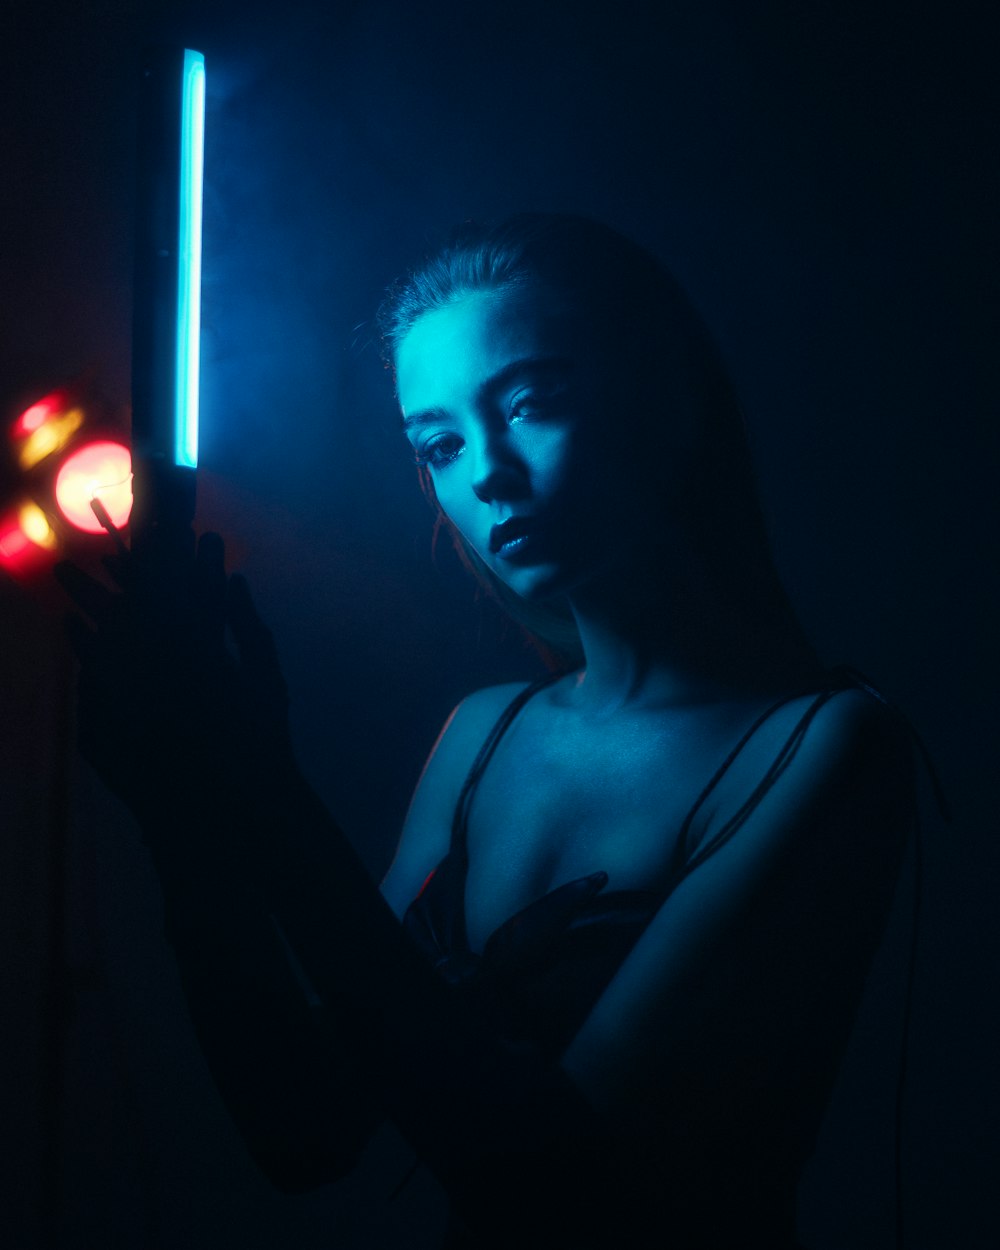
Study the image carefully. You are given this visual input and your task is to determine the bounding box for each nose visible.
[469,431,528,504]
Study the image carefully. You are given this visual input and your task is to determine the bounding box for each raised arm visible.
[58,541,914,1243]
[57,539,391,1190]
[57,539,605,1221]
[199,681,914,1246]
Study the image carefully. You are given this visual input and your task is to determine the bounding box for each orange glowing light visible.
[17,407,84,470]
[0,503,61,573]
[54,441,133,534]
[18,502,57,550]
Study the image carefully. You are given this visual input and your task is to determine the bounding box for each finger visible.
[227,574,277,664]
[228,575,284,679]
[190,535,225,655]
[196,530,226,573]
[194,531,227,635]
[227,574,263,643]
[53,560,118,624]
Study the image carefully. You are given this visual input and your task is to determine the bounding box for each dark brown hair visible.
[378,213,799,668]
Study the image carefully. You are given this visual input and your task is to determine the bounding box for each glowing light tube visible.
[175,49,204,470]
[131,45,205,539]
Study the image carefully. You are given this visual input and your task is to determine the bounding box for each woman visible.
[60,214,914,1248]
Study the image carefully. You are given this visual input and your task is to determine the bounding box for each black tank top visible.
[402,668,868,1059]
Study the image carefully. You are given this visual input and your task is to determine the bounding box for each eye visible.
[509,394,538,421]
[414,433,463,470]
[508,383,566,422]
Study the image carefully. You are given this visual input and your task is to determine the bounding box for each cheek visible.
[516,422,581,493]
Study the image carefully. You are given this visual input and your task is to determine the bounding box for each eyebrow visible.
[401,355,573,432]
[401,407,448,434]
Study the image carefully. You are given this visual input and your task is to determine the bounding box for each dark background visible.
[2,1,996,1246]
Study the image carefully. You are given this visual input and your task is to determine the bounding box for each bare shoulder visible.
[380,680,532,917]
[419,680,536,791]
[708,682,917,862]
[785,684,914,784]
[736,682,912,779]
[564,684,918,1115]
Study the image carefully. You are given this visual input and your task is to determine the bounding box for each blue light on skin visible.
[174,49,205,469]
[396,285,622,606]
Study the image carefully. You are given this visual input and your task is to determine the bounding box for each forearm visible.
[164,878,382,1191]
[139,764,389,1191]
[145,770,627,1241]
[267,825,629,1244]
[58,546,621,1218]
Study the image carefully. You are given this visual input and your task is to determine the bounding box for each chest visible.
[461,701,756,953]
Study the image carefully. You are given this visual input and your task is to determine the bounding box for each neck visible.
[562,538,822,715]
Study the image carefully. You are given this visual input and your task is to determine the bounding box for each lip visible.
[489,515,543,559]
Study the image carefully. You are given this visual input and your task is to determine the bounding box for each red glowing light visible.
[54,441,133,534]
[14,391,65,437]
[0,505,60,574]
[0,523,29,560]
[20,403,50,432]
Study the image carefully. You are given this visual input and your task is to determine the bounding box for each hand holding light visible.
[54,533,294,882]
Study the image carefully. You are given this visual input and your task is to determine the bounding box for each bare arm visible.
[59,543,913,1239]
[124,686,914,1237]
[377,683,914,1242]
[563,689,914,1186]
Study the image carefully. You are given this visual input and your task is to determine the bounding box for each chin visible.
[497,560,586,605]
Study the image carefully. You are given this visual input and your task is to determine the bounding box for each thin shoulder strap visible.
[446,672,564,954]
[671,670,865,880]
[677,686,845,876]
[451,671,565,858]
[672,663,953,878]
[834,665,951,823]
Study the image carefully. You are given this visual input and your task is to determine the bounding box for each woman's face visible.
[396,281,641,603]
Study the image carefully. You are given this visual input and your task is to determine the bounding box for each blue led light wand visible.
[130,46,205,554]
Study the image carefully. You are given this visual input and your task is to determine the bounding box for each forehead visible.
[395,283,585,416]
